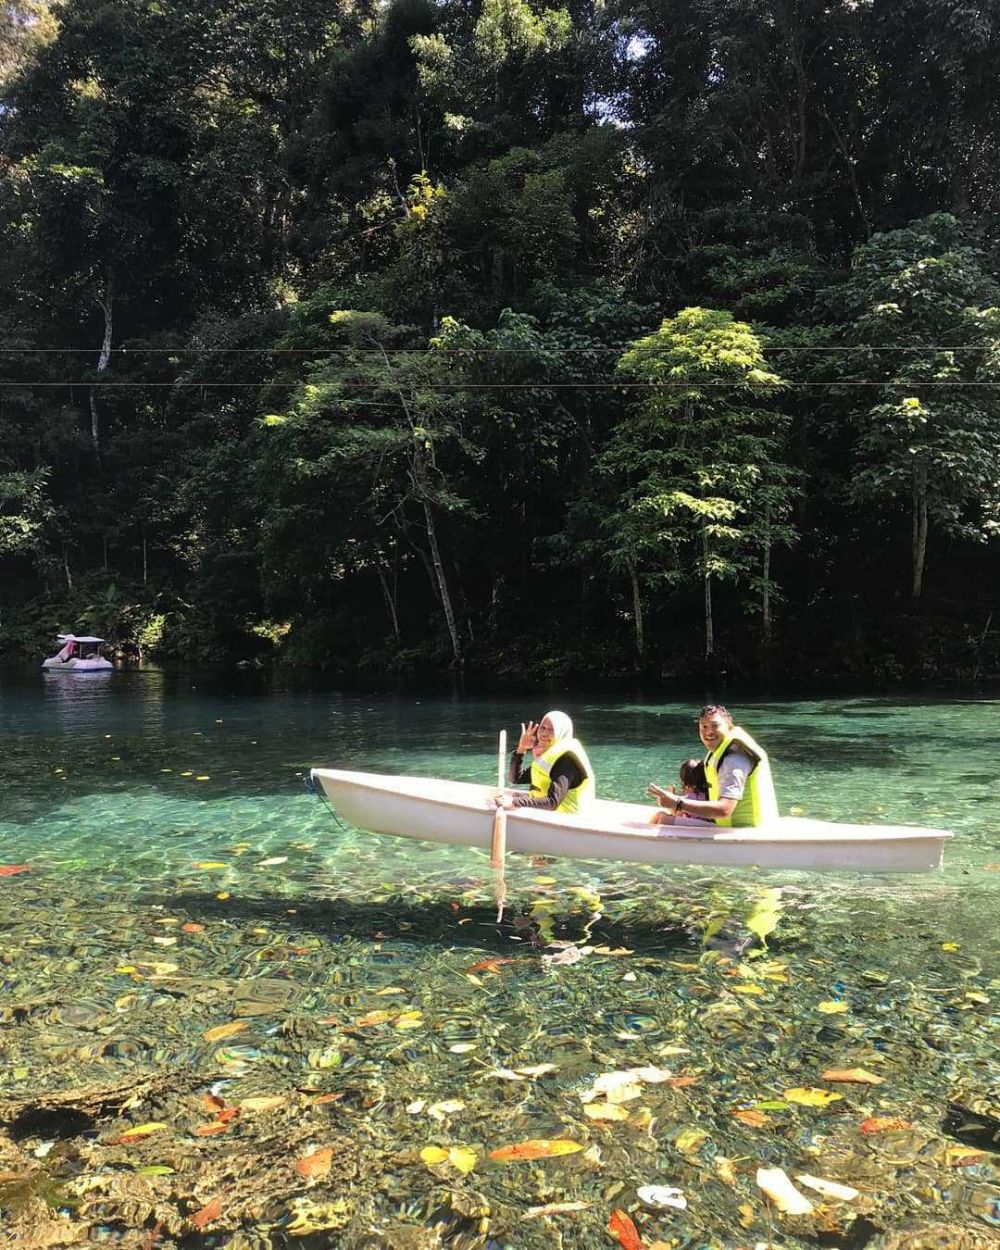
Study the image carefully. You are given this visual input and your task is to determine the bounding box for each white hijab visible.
[543,710,574,743]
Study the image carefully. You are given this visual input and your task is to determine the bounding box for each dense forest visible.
[2,0,999,682]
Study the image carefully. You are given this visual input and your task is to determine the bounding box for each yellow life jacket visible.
[529,737,595,814]
[703,726,778,827]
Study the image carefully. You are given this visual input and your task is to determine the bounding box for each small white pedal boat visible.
[41,634,113,672]
[310,769,951,873]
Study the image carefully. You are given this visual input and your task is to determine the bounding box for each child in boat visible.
[648,757,714,826]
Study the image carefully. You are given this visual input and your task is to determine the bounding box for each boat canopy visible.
[56,634,105,643]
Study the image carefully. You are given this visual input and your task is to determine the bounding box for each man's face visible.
[698,712,733,752]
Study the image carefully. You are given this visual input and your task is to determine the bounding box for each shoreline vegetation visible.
[2,4,1000,688]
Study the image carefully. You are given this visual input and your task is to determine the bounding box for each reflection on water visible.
[0,671,997,1247]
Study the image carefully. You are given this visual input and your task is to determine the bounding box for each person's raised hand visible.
[517,721,538,753]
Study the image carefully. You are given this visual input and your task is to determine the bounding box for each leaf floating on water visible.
[637,1185,687,1210]
[584,1102,630,1121]
[821,1068,884,1085]
[296,1145,333,1179]
[816,1000,849,1014]
[784,1087,843,1107]
[203,1020,249,1043]
[189,1197,223,1229]
[488,1139,584,1162]
[524,1201,590,1219]
[608,1207,645,1250]
[756,1166,814,1215]
[795,1173,860,1201]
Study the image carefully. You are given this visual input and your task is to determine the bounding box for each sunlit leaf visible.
[608,1207,644,1250]
[115,1122,168,1142]
[419,1146,449,1166]
[394,1010,423,1030]
[746,889,782,948]
[817,1000,849,1014]
[674,1127,709,1153]
[296,1146,333,1178]
[448,1145,477,1174]
[240,1096,286,1112]
[784,1087,843,1106]
[488,1138,584,1161]
[584,1102,630,1121]
[194,1122,229,1137]
[203,1020,248,1043]
[732,1108,770,1127]
[821,1068,884,1085]
[939,1144,986,1166]
[860,1116,913,1135]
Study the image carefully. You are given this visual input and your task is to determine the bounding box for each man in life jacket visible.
[497,709,595,815]
[648,704,778,827]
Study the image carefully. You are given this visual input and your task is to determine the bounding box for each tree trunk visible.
[422,497,463,667]
[63,544,73,591]
[911,462,928,598]
[377,565,401,644]
[702,526,714,664]
[761,499,772,646]
[142,531,148,584]
[626,556,644,663]
[90,276,113,464]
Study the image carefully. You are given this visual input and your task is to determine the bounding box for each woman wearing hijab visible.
[498,710,595,813]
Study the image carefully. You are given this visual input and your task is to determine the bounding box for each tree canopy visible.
[2,0,999,681]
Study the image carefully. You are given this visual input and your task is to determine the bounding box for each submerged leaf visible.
[860,1116,913,1135]
[817,1000,849,1014]
[608,1208,644,1250]
[795,1173,860,1201]
[756,1166,814,1215]
[784,1087,843,1106]
[584,1102,630,1121]
[419,1146,449,1166]
[525,1201,590,1218]
[821,1068,884,1085]
[190,1196,223,1229]
[203,1020,248,1043]
[296,1146,333,1178]
[488,1139,583,1162]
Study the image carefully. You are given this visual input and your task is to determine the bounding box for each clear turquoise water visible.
[0,669,997,1248]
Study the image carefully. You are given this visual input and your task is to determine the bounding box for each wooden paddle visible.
[490,730,507,920]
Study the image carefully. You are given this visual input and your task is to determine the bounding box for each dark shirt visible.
[508,748,587,809]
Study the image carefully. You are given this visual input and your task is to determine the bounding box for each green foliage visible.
[1,0,999,680]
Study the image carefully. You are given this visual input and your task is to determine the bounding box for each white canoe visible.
[310,769,952,873]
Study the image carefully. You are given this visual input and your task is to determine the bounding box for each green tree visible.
[604,308,791,667]
[829,213,1000,597]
